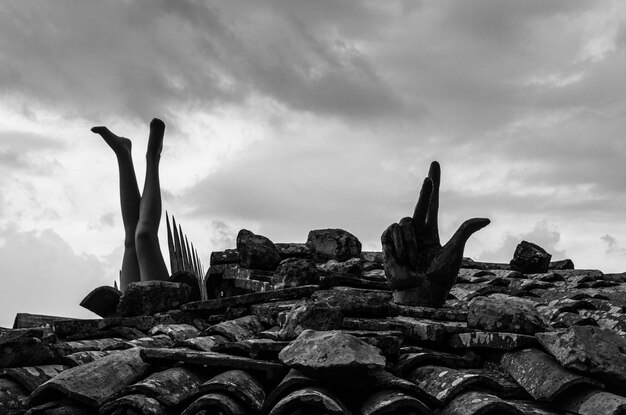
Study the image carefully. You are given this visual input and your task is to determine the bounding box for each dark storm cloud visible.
[0,0,402,123]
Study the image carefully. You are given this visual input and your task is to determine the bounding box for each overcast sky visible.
[1,0,626,327]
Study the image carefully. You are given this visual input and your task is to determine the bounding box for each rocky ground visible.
[1,228,626,415]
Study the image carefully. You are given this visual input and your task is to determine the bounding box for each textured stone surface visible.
[204,315,265,342]
[100,394,168,415]
[467,295,551,335]
[557,389,626,415]
[268,386,350,415]
[149,324,200,342]
[116,281,191,317]
[200,369,265,413]
[361,390,431,415]
[0,329,55,368]
[510,241,552,274]
[116,367,206,406]
[440,391,523,415]
[237,229,281,271]
[311,287,397,317]
[272,258,319,289]
[501,348,602,401]
[317,258,363,275]
[278,330,386,380]
[306,228,362,262]
[448,331,538,350]
[278,299,343,340]
[29,348,151,407]
[536,326,626,387]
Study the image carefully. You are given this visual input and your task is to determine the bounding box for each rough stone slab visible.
[467,294,552,335]
[500,348,602,401]
[52,350,116,367]
[0,365,67,392]
[361,251,383,263]
[394,316,469,343]
[508,400,566,415]
[278,330,385,381]
[200,369,265,413]
[182,285,320,312]
[114,367,206,406]
[440,391,523,415]
[117,281,191,317]
[396,348,481,375]
[449,284,510,302]
[149,324,200,342]
[447,331,538,350]
[13,313,77,329]
[536,326,626,387]
[578,309,626,334]
[263,369,320,413]
[182,392,246,415]
[223,265,274,283]
[272,258,319,290]
[319,274,390,290]
[79,286,121,318]
[250,300,298,326]
[361,390,432,415]
[396,304,467,322]
[278,299,344,340]
[409,365,526,404]
[306,228,361,262]
[267,387,351,415]
[341,317,408,332]
[25,400,95,415]
[350,368,438,409]
[0,328,55,368]
[140,348,287,380]
[177,335,227,352]
[275,243,310,259]
[553,269,604,281]
[127,334,175,349]
[340,330,403,361]
[0,377,28,414]
[99,393,167,415]
[52,315,175,338]
[311,287,397,317]
[213,338,290,359]
[210,249,240,265]
[550,312,598,329]
[51,338,130,356]
[237,229,281,271]
[29,348,152,407]
[203,315,265,342]
[557,389,626,415]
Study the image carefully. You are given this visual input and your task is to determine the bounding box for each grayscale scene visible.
[1,2,625,414]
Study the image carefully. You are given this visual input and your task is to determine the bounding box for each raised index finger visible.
[413,177,433,235]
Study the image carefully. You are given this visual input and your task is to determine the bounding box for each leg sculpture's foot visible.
[91,126,132,157]
[146,118,165,158]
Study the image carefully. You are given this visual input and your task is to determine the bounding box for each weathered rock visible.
[275,242,310,259]
[177,335,227,352]
[115,366,206,406]
[53,350,116,367]
[182,285,319,312]
[213,338,290,359]
[263,369,320,413]
[361,390,432,415]
[140,348,287,381]
[51,338,130,356]
[200,369,265,413]
[306,229,361,262]
[127,334,175,349]
[100,394,168,415]
[392,316,469,343]
[409,366,527,405]
[210,249,240,265]
[0,365,67,392]
[117,281,191,317]
[182,392,246,415]
[29,348,152,407]
[319,273,391,290]
[500,348,602,401]
[549,259,575,270]
[317,258,363,275]
[0,328,55,368]
[267,387,350,415]
[557,388,626,415]
[149,324,200,342]
[278,330,386,380]
[0,378,29,414]
[169,270,202,301]
[311,287,397,317]
[278,299,343,340]
[250,300,298,326]
[536,326,626,387]
[237,229,281,271]
[510,241,552,274]
[396,304,467,322]
[79,286,121,318]
[440,391,523,415]
[447,332,538,350]
[271,258,319,289]
[396,348,481,375]
[204,315,265,342]
[467,294,551,335]
[12,313,76,329]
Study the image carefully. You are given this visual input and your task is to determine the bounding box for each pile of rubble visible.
[2,228,626,415]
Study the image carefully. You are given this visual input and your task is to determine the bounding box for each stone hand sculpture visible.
[381,161,490,307]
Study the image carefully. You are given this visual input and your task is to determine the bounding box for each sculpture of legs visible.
[92,118,169,289]
[135,119,169,282]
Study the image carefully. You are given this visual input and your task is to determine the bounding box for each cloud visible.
[478,220,567,263]
[601,234,626,255]
[0,223,110,328]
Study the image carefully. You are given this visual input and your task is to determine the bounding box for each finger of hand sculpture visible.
[382,161,490,307]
